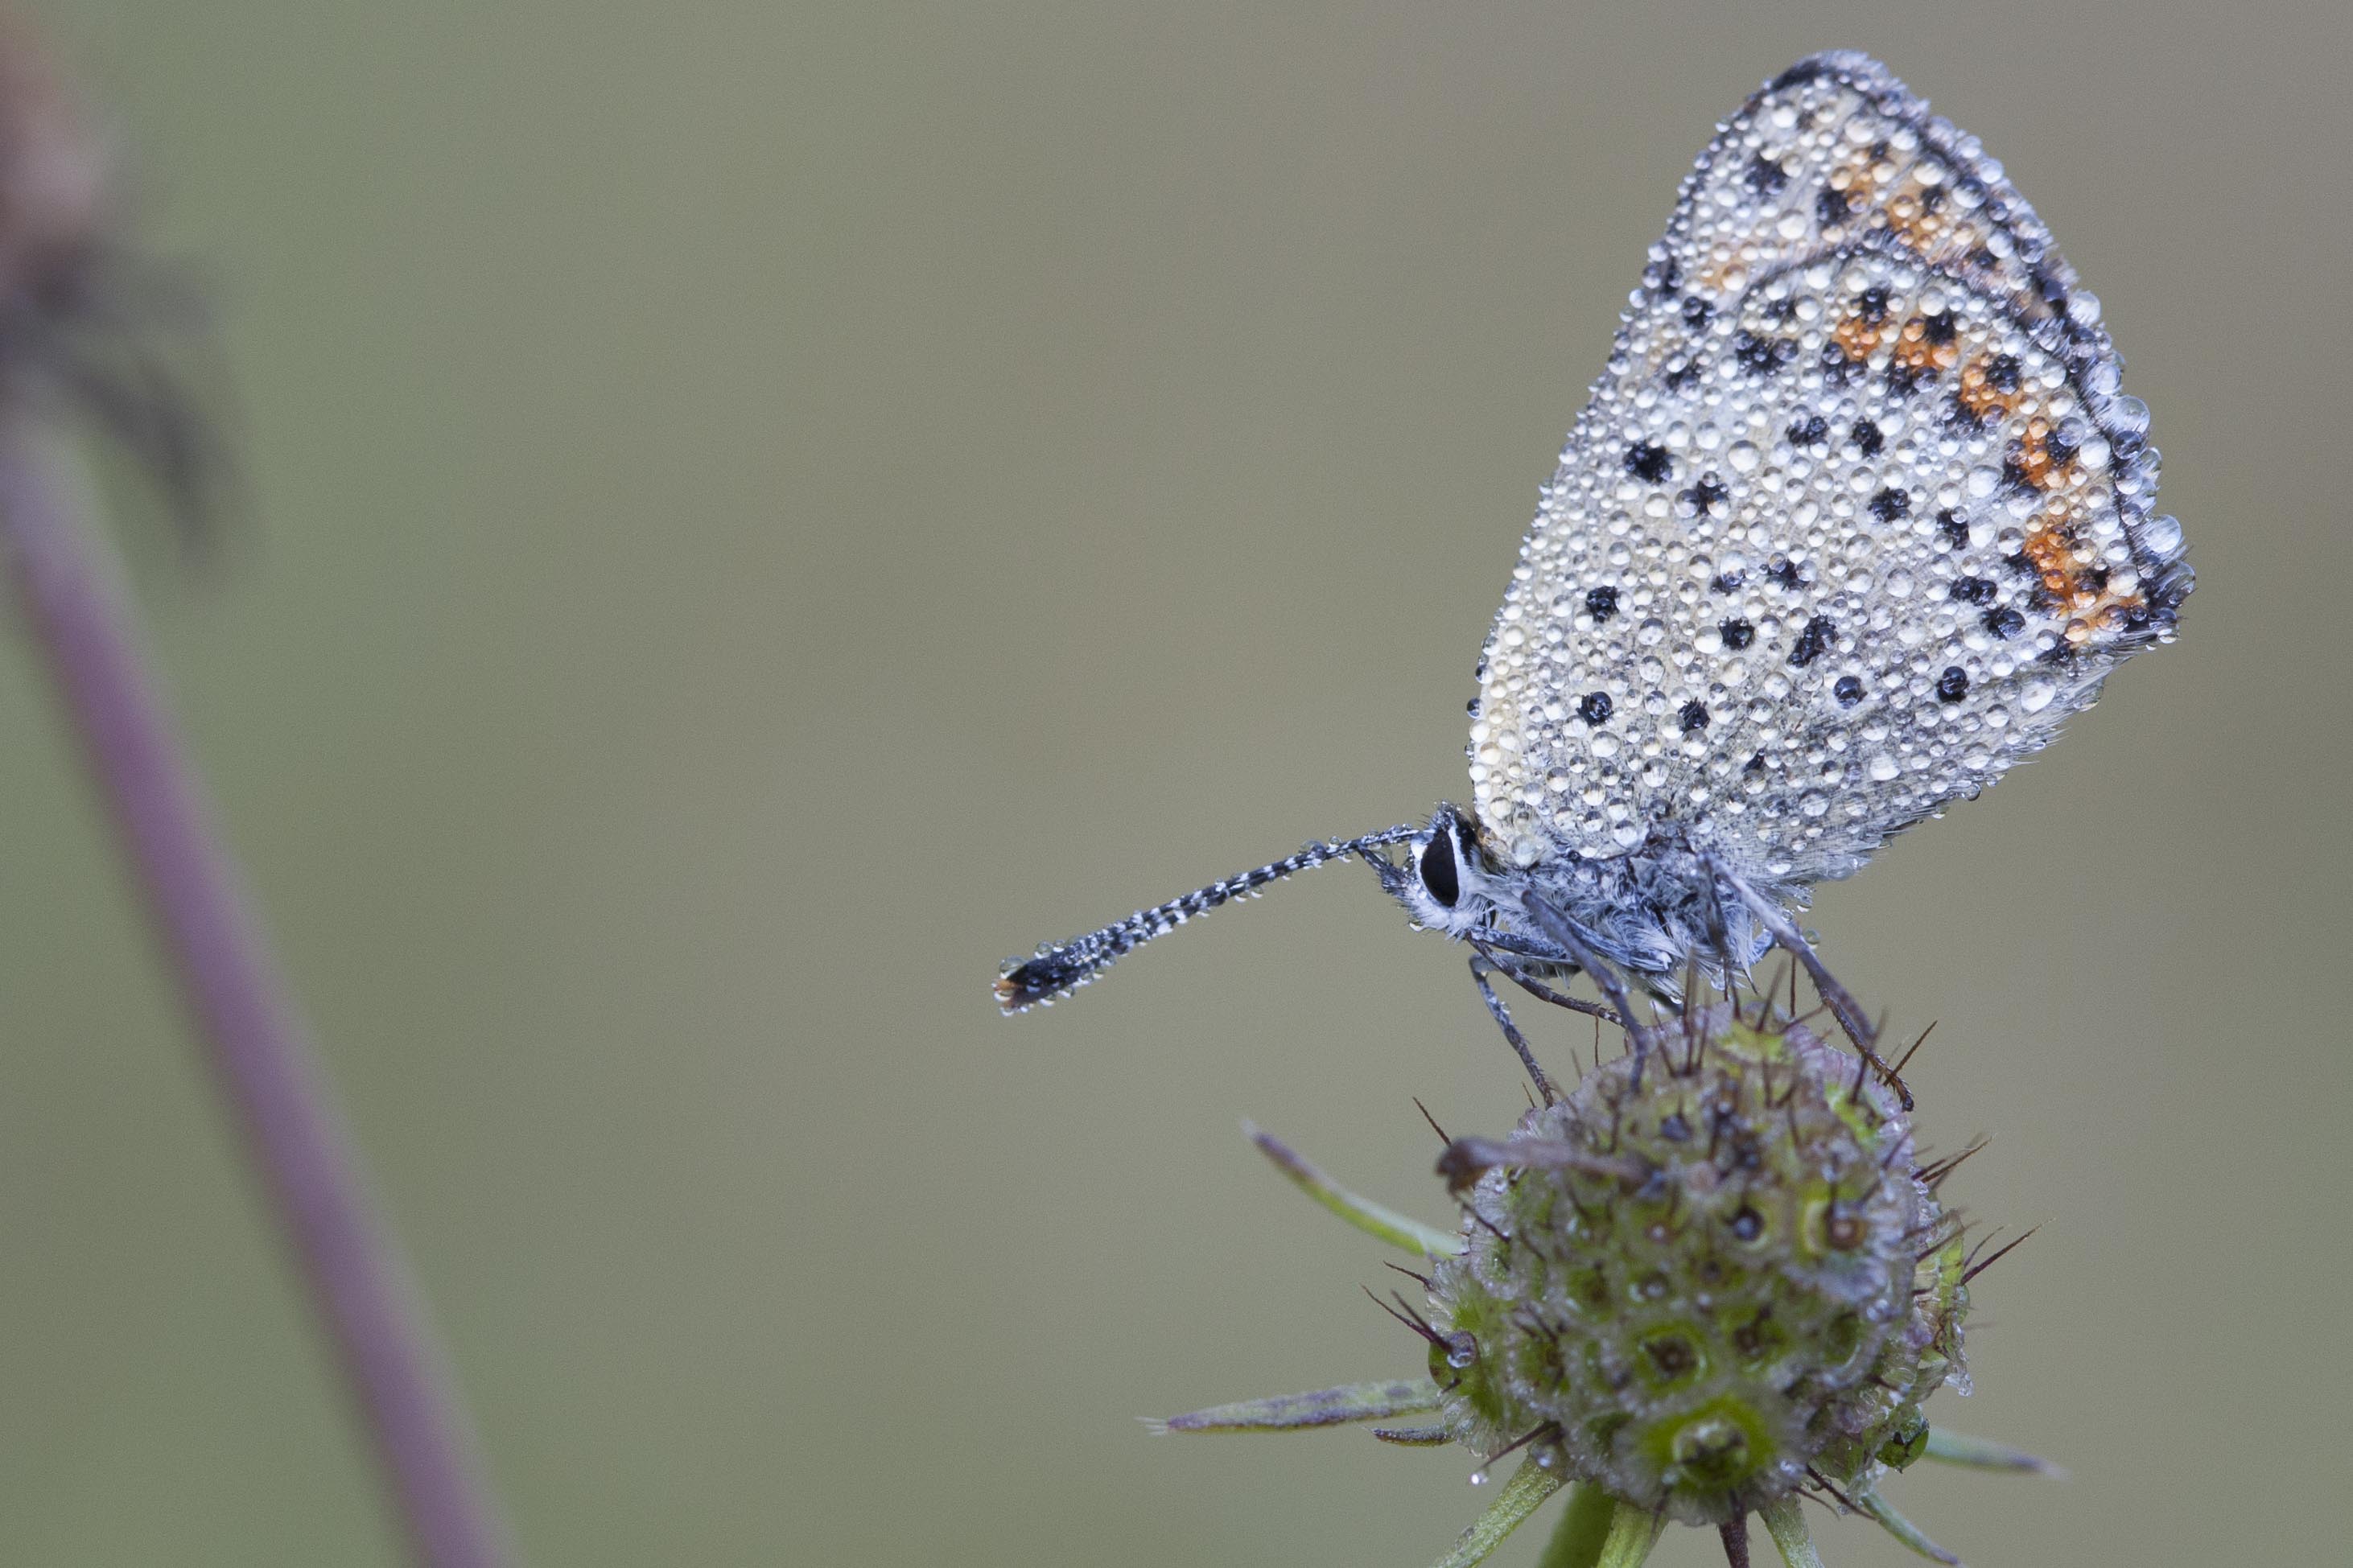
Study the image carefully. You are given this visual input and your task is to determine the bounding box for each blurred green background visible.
[0,2,2342,1563]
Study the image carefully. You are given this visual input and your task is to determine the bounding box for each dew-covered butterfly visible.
[996,52,2188,1080]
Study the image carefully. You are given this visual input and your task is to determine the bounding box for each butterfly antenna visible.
[995,825,1420,1013]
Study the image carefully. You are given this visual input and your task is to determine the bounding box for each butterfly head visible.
[1372,804,1520,941]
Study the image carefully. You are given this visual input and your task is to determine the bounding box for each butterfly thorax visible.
[1381,805,1778,997]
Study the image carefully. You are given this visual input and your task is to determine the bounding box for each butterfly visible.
[995,51,2188,1084]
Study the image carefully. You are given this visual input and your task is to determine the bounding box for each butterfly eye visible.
[1419,832,1461,908]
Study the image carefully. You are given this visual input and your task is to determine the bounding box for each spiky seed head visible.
[1427,1005,1967,1524]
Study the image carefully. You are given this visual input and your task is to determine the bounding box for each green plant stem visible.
[1247,1120,1463,1255]
[1758,1497,1826,1568]
[1595,1501,1665,1567]
[1533,1482,1616,1568]
[1923,1426,2064,1477]
[1856,1488,1960,1564]
[1149,1378,1438,1434]
[1428,1455,1564,1568]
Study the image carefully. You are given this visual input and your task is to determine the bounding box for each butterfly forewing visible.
[1470,52,2186,885]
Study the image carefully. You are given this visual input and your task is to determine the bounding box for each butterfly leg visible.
[1713,869,1911,1110]
[1475,949,1623,1030]
[1466,949,1563,1105]
[1514,894,1662,1089]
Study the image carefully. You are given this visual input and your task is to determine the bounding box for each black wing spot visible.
[1787,414,1829,447]
[1984,354,2022,392]
[1577,691,1614,725]
[1733,331,1794,375]
[1678,699,1710,734]
[1935,667,1969,702]
[1949,575,1998,606]
[1788,615,1836,668]
[1867,487,1910,523]
[1719,617,1754,650]
[1849,419,1882,456]
[1833,675,1864,707]
[1766,556,1803,591]
[1937,509,1971,549]
[1584,585,1621,622]
[1982,607,2025,640]
[1625,440,1672,483]
[1682,295,1713,331]
[1681,474,1730,516]
[1744,154,1791,195]
[1815,183,1855,227]
[1857,286,1890,323]
[1920,311,1958,346]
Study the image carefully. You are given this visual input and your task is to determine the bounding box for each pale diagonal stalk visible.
[1246,1119,1464,1255]
[1148,1378,1440,1434]
[1593,1500,1665,1567]
[0,426,516,1568]
[1532,1482,1617,1568]
[1369,1423,1454,1447]
[1758,1497,1826,1568]
[1924,1426,2065,1477]
[1856,1487,1961,1565]
[1428,1455,1565,1568]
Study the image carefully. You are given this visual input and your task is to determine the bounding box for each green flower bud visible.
[1427,1005,1967,1525]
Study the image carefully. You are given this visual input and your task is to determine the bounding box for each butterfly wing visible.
[1469,51,2189,886]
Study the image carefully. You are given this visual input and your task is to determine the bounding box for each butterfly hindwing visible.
[1469,52,2187,884]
